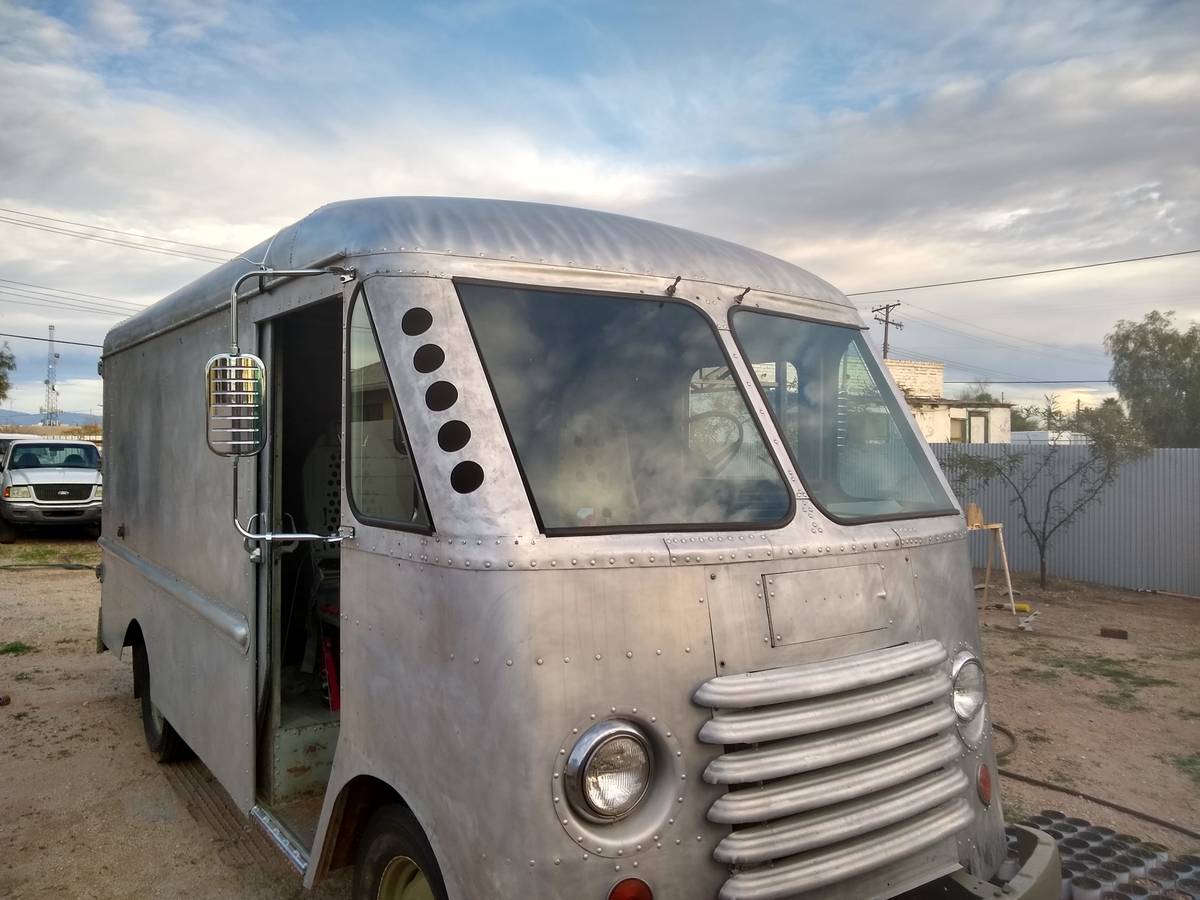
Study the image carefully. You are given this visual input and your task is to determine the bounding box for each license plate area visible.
[764,564,890,648]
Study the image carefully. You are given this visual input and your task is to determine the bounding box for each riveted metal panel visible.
[99,306,259,810]
[764,564,892,647]
[307,548,730,899]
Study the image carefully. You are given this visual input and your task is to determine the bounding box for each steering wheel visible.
[688,410,745,476]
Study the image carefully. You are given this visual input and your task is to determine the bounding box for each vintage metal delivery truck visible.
[98,197,1058,899]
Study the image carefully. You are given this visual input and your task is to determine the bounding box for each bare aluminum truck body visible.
[98,197,1058,900]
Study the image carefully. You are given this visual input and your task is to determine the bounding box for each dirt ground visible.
[1,531,1197,898]
[978,571,1200,849]
[0,529,349,900]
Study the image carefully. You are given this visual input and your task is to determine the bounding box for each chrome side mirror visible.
[205,353,266,457]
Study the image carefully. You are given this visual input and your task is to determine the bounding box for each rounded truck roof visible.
[104,196,850,353]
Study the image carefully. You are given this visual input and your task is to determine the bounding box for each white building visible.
[883,359,1012,444]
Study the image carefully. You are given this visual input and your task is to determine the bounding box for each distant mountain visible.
[0,410,102,426]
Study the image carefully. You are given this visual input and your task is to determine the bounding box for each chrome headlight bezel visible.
[951,651,988,748]
[564,719,653,823]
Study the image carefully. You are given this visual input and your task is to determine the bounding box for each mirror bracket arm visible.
[229,265,356,355]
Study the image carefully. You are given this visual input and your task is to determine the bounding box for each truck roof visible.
[104,196,849,354]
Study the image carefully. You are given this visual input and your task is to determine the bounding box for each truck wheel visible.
[0,519,15,544]
[353,805,447,900]
[131,642,189,763]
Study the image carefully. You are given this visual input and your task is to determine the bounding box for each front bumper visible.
[1,500,102,525]
[942,825,1060,899]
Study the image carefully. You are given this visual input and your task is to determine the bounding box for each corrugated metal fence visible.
[931,445,1200,595]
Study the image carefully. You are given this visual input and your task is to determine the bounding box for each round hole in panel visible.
[425,380,458,412]
[401,308,433,336]
[413,344,445,374]
[438,420,471,452]
[450,461,485,494]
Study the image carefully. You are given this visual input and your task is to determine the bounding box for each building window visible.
[950,418,967,443]
[969,412,988,443]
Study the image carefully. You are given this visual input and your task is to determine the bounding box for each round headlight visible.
[952,656,986,722]
[565,720,652,821]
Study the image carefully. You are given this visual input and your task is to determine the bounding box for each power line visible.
[0,286,141,316]
[0,330,103,349]
[846,247,1200,296]
[0,215,227,263]
[0,277,144,310]
[900,307,1107,365]
[0,207,237,254]
[0,296,128,318]
[944,379,1112,385]
[888,344,1035,383]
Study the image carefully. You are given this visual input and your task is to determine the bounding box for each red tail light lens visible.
[609,878,654,900]
[977,763,993,806]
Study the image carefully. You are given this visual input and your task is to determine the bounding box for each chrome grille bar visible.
[696,639,972,898]
[699,669,949,745]
[717,799,973,900]
[693,640,946,709]
[702,703,956,785]
[707,732,960,825]
[713,768,968,865]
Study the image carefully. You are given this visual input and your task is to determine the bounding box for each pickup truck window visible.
[8,443,100,469]
[459,283,792,533]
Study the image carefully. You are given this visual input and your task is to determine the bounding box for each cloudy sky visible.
[1,0,1198,417]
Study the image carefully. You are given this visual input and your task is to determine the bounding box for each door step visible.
[250,804,310,874]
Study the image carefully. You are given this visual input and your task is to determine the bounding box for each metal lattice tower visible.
[40,324,60,426]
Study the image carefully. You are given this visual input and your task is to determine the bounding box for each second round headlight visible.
[566,720,653,821]
[952,656,986,722]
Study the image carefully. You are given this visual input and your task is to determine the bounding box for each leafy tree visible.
[1010,404,1040,431]
[956,379,999,403]
[942,396,1148,587]
[0,343,14,403]
[1105,311,1200,447]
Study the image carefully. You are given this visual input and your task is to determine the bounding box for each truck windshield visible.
[731,309,955,522]
[8,443,101,470]
[460,284,792,532]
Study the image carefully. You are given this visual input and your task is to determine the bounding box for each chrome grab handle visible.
[232,458,348,547]
[235,517,346,544]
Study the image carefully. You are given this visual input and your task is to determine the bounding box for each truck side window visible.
[347,294,431,529]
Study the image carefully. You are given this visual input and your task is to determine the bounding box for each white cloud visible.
[87,0,150,51]
[0,0,1196,416]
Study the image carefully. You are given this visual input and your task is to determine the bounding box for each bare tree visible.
[942,396,1148,587]
[0,343,14,403]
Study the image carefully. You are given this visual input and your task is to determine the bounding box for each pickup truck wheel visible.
[353,805,447,900]
[131,642,189,762]
[0,518,15,544]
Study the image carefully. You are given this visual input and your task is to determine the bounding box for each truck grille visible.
[694,640,970,900]
[32,483,94,502]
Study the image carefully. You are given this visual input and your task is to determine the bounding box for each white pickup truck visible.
[0,437,103,542]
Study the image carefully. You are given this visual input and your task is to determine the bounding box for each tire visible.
[131,642,190,763]
[0,518,15,544]
[353,805,448,900]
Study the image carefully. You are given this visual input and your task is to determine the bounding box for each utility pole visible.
[872,302,904,358]
[40,324,60,426]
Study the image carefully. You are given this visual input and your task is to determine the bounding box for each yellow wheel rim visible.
[377,855,434,900]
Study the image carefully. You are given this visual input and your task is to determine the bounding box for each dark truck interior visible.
[260,297,343,847]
